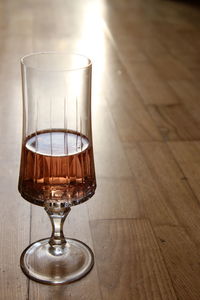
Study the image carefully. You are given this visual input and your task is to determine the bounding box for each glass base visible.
[20,238,94,285]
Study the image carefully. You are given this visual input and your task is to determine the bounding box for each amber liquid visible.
[18,130,96,206]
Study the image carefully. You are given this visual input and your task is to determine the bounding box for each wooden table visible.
[1,0,200,299]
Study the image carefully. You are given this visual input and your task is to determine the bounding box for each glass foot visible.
[20,238,94,285]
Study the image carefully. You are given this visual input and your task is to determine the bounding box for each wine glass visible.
[18,52,96,285]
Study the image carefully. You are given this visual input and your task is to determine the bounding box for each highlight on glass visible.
[18,52,96,285]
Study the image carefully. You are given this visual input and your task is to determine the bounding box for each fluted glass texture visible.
[18,52,96,207]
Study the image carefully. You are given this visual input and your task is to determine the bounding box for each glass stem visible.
[45,205,71,249]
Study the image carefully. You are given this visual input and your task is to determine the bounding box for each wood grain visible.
[127,142,200,245]
[169,80,200,123]
[0,4,32,300]
[1,0,200,298]
[87,178,143,220]
[155,225,200,300]
[91,219,177,300]
[125,142,200,299]
[148,104,200,141]
[100,37,162,142]
[151,54,193,81]
[147,105,181,141]
[0,161,29,300]
[124,61,179,106]
[93,103,132,178]
[168,141,200,203]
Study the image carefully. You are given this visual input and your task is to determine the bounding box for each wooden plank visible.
[126,142,200,246]
[103,1,196,108]
[148,104,200,141]
[0,6,32,299]
[147,105,180,141]
[170,54,200,73]
[156,27,198,56]
[103,21,147,63]
[168,141,200,203]
[0,161,29,300]
[100,36,162,142]
[104,0,195,59]
[87,178,144,220]
[169,80,200,123]
[151,54,193,81]
[29,203,101,300]
[125,142,200,299]
[93,103,133,179]
[129,37,168,59]
[155,225,200,300]
[125,144,178,226]
[91,219,177,300]
[125,61,179,105]
[109,102,162,142]
[104,8,158,39]
[102,55,162,141]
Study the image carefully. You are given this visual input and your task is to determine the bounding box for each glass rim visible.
[21,51,92,72]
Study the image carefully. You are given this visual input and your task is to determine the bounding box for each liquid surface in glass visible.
[18,130,96,206]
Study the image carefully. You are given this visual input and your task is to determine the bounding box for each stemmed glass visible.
[18,52,96,285]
